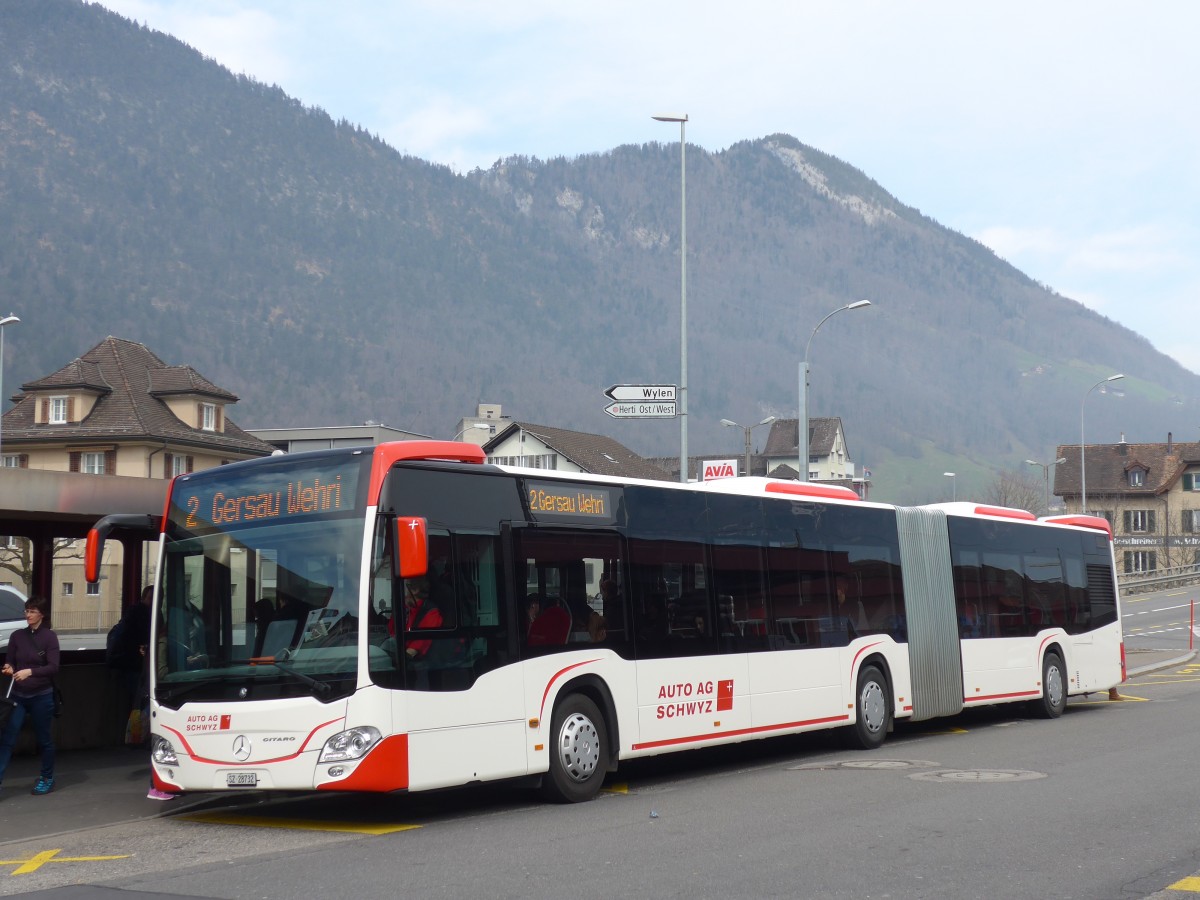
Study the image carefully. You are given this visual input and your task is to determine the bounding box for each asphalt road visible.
[5,655,1200,900]
[1123,582,1200,651]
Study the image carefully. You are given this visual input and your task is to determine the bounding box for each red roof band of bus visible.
[972,505,1037,522]
[1041,514,1114,538]
[764,482,861,501]
[369,440,487,501]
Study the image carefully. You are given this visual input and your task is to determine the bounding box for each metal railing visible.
[1118,563,1200,595]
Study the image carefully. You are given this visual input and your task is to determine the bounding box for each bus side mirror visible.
[394,516,429,579]
[85,528,104,584]
[85,513,160,583]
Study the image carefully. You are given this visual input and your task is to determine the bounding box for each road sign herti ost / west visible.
[603,384,677,418]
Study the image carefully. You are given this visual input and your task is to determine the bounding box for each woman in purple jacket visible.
[0,596,60,796]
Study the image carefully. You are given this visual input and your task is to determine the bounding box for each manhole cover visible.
[789,759,940,771]
[909,769,1046,783]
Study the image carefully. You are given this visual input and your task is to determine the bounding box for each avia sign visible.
[702,459,738,481]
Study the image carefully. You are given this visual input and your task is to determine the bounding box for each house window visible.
[172,455,190,477]
[1124,551,1156,574]
[1183,510,1200,534]
[1128,469,1145,487]
[1184,473,1200,492]
[82,451,106,475]
[2,454,18,468]
[201,403,216,431]
[61,582,74,597]
[49,396,69,424]
[1123,509,1155,533]
[86,582,101,596]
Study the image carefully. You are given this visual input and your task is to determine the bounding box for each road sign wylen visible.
[603,384,678,418]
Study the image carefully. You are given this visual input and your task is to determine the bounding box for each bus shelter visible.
[0,467,166,749]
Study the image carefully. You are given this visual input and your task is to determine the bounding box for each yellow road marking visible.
[0,849,131,876]
[1075,693,1149,704]
[179,812,420,835]
[1168,875,1200,892]
[601,782,629,794]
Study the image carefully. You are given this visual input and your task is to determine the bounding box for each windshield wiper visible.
[248,656,332,695]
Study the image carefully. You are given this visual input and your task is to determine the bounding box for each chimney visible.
[1167,432,1173,454]
[1118,433,1128,456]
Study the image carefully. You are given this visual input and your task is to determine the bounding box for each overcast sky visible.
[95,0,1200,376]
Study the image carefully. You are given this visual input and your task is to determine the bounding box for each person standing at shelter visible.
[0,596,60,796]
[110,585,152,724]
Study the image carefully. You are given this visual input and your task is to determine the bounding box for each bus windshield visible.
[155,451,371,705]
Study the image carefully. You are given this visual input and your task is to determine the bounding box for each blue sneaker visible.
[31,776,54,795]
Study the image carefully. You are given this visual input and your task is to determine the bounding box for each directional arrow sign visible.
[604,401,677,419]
[604,384,677,403]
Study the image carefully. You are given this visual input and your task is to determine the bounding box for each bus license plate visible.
[227,772,258,787]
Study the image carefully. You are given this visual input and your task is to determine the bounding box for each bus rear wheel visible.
[847,664,890,750]
[540,694,609,803]
[1031,651,1066,719]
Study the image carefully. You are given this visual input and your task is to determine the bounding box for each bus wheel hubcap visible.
[861,682,886,733]
[557,712,600,783]
[1047,666,1063,707]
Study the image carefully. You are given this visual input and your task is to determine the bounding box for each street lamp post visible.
[1080,374,1125,513]
[720,415,777,476]
[799,300,870,481]
[452,423,491,442]
[944,472,956,501]
[1025,457,1068,514]
[0,314,19,462]
[652,113,688,482]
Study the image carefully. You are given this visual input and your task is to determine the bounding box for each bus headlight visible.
[151,734,179,766]
[319,726,382,763]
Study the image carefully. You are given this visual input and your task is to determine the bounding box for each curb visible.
[1126,650,1196,678]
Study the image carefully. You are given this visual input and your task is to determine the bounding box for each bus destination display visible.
[527,481,616,523]
[173,459,364,531]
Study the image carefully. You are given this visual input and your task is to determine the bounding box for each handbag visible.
[0,678,15,731]
[125,705,145,745]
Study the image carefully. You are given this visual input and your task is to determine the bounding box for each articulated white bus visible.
[87,441,1124,802]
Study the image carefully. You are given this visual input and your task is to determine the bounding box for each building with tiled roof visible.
[2,336,273,473]
[483,422,673,482]
[1,337,274,628]
[761,417,864,491]
[1054,433,1200,574]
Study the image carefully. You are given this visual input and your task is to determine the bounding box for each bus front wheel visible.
[847,664,890,750]
[1031,651,1066,719]
[540,694,609,803]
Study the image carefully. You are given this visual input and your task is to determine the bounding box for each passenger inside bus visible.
[525,594,541,633]
[396,577,442,660]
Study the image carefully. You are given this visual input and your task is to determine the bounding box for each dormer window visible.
[201,403,216,431]
[49,396,69,424]
[1128,469,1145,487]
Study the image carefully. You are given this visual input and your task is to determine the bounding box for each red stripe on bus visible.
[162,716,343,766]
[851,641,887,669]
[963,690,1040,703]
[539,659,602,720]
[318,733,409,792]
[631,714,849,751]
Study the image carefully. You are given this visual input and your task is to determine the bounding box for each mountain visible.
[2,0,1197,504]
